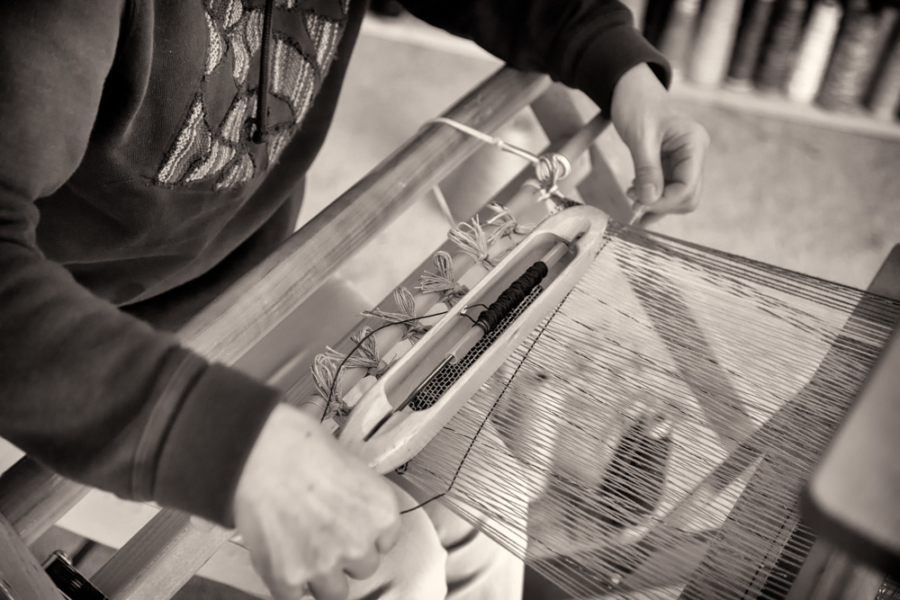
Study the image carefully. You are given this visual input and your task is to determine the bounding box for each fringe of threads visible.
[362,287,428,343]
[417,251,470,307]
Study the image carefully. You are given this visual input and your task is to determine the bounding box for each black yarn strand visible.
[476,261,548,333]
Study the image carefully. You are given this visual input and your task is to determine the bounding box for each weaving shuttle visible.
[339,206,610,473]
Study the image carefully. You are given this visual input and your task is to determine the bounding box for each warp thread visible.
[487,202,536,235]
[363,287,429,343]
[416,251,470,307]
[476,261,548,333]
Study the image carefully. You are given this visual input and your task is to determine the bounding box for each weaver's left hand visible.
[610,63,710,226]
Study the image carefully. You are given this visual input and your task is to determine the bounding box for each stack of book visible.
[641,0,900,122]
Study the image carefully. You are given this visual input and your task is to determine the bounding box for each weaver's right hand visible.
[234,403,401,600]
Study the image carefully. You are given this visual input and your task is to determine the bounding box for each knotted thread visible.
[417,251,470,307]
[525,153,577,207]
[427,117,575,208]
[448,217,504,270]
[312,350,350,419]
[349,327,393,377]
[487,202,535,236]
[363,287,429,343]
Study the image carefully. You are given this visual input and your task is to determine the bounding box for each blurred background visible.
[27,1,900,598]
[302,0,900,302]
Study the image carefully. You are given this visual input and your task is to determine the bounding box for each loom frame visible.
[0,64,895,600]
[0,67,632,599]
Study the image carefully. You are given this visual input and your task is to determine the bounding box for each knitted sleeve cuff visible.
[150,361,281,527]
[571,26,672,115]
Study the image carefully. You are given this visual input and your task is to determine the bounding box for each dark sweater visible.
[0,0,670,526]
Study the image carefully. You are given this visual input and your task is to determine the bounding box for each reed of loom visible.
[0,70,635,600]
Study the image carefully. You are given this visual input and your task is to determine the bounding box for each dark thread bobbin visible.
[476,261,549,334]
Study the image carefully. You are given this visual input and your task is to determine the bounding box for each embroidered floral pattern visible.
[158,95,212,185]
[267,128,294,166]
[272,37,317,124]
[157,0,349,189]
[303,13,342,73]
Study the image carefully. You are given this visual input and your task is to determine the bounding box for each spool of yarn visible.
[644,0,678,47]
[817,0,885,111]
[727,0,778,90]
[689,0,746,86]
[622,0,651,34]
[659,0,703,75]
[867,23,900,119]
[756,0,810,92]
[786,0,843,102]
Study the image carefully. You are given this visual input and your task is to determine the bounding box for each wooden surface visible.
[0,511,61,600]
[0,459,88,546]
[806,248,900,578]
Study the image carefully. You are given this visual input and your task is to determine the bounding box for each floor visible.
[30,10,900,600]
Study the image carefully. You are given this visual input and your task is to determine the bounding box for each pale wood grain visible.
[0,458,87,546]
[0,511,61,600]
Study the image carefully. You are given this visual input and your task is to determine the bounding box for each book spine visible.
[659,0,703,75]
[689,0,747,86]
[817,0,884,111]
[786,0,843,102]
[867,22,900,120]
[756,0,810,92]
[622,0,651,34]
[728,0,779,90]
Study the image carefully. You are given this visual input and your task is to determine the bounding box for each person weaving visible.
[0,0,709,598]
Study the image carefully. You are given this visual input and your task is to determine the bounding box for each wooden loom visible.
[0,67,897,600]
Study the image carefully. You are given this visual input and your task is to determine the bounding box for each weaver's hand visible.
[234,403,401,600]
[610,63,710,226]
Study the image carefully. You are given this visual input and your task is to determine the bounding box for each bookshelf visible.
[670,78,900,140]
[361,11,900,142]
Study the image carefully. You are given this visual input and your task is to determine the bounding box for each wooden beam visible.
[0,511,60,600]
